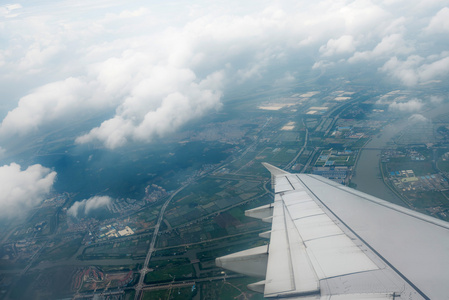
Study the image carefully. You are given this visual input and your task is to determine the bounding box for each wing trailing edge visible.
[215,163,445,299]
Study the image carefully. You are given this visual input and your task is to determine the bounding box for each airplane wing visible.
[216,163,449,299]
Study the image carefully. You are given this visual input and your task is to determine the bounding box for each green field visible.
[39,237,83,261]
[199,277,264,300]
[145,258,195,284]
[386,160,435,176]
[142,286,196,300]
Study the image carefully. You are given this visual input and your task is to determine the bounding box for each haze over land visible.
[0,0,448,299]
[0,0,447,216]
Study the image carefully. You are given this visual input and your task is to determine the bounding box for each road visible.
[133,131,272,299]
[285,121,308,170]
[301,147,318,172]
[134,184,189,299]
[140,274,243,291]
[20,241,48,276]
[73,289,124,299]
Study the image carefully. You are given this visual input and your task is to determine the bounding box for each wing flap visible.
[305,234,378,279]
[217,163,433,299]
[279,173,380,280]
[265,202,296,294]
[275,176,295,192]
[294,214,344,241]
[265,200,320,297]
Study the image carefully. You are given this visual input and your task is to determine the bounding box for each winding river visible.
[351,124,405,204]
[352,102,449,204]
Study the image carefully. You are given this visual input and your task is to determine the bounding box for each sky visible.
[0,0,448,218]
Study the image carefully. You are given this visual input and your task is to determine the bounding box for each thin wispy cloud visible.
[0,4,22,18]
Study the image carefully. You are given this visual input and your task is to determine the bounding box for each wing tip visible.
[262,162,290,175]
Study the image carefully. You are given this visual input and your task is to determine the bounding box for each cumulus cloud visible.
[0,78,99,136]
[0,55,223,145]
[389,98,424,112]
[419,55,449,82]
[380,52,449,85]
[18,42,65,71]
[319,35,356,57]
[0,163,56,219]
[0,0,449,149]
[425,7,449,33]
[75,68,223,148]
[348,33,413,63]
[380,55,423,86]
[68,196,112,218]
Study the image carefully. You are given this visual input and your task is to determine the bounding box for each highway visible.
[133,134,269,299]
[134,184,188,300]
[285,121,308,170]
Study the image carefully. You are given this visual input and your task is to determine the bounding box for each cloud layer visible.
[0,163,56,219]
[389,98,424,112]
[0,1,448,148]
[68,196,112,218]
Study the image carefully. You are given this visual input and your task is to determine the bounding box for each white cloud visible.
[75,67,224,149]
[418,55,449,82]
[374,34,413,55]
[380,52,449,85]
[0,77,103,137]
[380,56,422,86]
[0,0,449,149]
[348,33,413,63]
[389,98,424,112]
[430,95,444,104]
[312,60,335,70]
[0,4,22,18]
[425,7,449,33]
[320,35,356,57]
[68,195,112,218]
[0,163,56,219]
[18,42,65,71]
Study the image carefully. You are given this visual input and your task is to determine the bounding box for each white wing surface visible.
[216,163,449,299]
